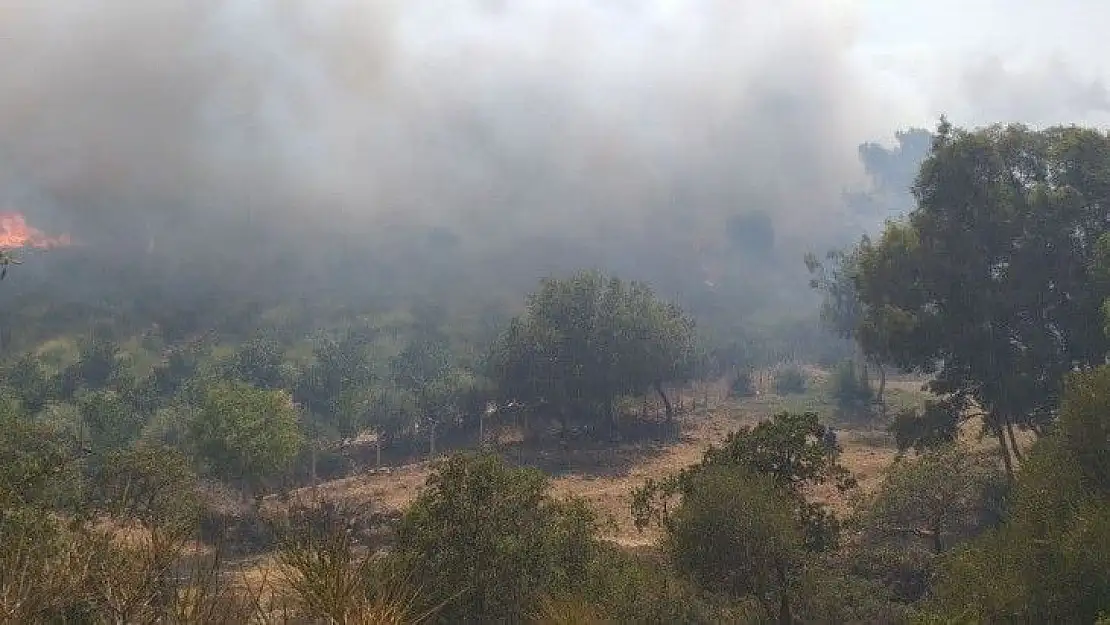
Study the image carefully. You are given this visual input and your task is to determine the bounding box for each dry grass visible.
[809,430,900,515]
[267,377,923,551]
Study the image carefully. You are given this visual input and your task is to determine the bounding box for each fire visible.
[0,212,72,250]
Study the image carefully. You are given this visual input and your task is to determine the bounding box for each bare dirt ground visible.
[279,396,750,548]
[278,379,914,549]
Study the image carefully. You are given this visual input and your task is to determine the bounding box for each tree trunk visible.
[1005,420,1023,461]
[654,381,674,423]
[607,400,617,445]
[429,421,437,459]
[310,441,318,493]
[375,436,382,468]
[777,566,792,625]
[995,423,1015,480]
[876,361,887,418]
[855,343,870,389]
[931,522,944,554]
[559,406,570,469]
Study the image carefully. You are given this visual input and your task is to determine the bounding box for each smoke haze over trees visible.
[0,0,931,343]
[4,3,1110,622]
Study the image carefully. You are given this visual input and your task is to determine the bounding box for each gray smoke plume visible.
[0,0,891,302]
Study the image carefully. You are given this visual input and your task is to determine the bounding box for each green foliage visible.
[490,271,697,431]
[846,444,1008,606]
[853,122,1110,452]
[888,398,963,453]
[392,453,600,624]
[0,396,84,510]
[390,333,451,394]
[90,444,200,530]
[571,546,764,624]
[848,444,1007,608]
[772,365,806,395]
[390,333,484,449]
[805,248,865,342]
[930,442,1110,622]
[703,412,851,488]
[144,340,211,404]
[78,388,146,451]
[853,444,1007,555]
[929,366,1110,622]
[59,333,133,398]
[633,412,855,554]
[224,336,292,390]
[188,381,303,494]
[828,359,873,415]
[792,564,910,624]
[296,330,378,439]
[728,368,756,398]
[3,352,56,412]
[666,467,802,609]
[1058,367,1110,494]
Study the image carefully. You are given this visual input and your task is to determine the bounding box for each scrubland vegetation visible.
[2,122,1110,623]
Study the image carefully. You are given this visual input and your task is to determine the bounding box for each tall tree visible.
[188,381,302,497]
[295,330,377,444]
[226,336,290,391]
[852,120,1110,474]
[805,247,887,409]
[489,271,696,438]
[390,332,472,456]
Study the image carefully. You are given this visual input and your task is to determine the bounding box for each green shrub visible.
[793,565,911,624]
[729,369,756,398]
[391,453,601,624]
[929,427,1110,621]
[666,468,802,621]
[89,443,200,531]
[573,546,765,624]
[828,359,873,416]
[773,366,806,395]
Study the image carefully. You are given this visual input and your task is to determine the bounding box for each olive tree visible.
[188,381,303,497]
[489,271,697,440]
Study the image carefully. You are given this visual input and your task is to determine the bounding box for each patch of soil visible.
[275,383,908,546]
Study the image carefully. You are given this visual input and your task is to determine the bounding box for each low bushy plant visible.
[773,366,806,395]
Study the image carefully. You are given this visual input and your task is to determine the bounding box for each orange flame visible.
[0,212,72,250]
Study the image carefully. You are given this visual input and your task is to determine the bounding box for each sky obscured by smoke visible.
[0,0,891,260]
[2,0,1108,321]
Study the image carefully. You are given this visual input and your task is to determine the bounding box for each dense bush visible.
[666,467,802,619]
[926,367,1110,622]
[391,454,600,624]
[569,546,764,624]
[772,366,806,395]
[846,443,1009,606]
[828,359,873,417]
[728,369,756,398]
